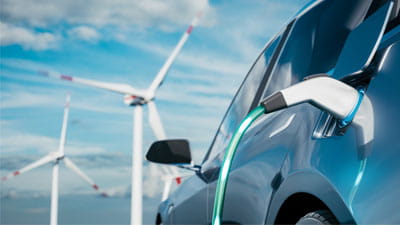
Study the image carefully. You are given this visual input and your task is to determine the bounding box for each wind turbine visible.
[38,12,203,225]
[1,94,108,225]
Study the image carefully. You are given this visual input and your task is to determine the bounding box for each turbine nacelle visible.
[124,95,147,106]
[50,151,65,161]
[123,90,155,106]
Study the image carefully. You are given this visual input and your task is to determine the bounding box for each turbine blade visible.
[147,11,203,94]
[1,152,60,181]
[148,101,166,140]
[38,70,147,98]
[63,157,108,197]
[147,102,181,179]
[161,178,173,201]
[58,94,70,155]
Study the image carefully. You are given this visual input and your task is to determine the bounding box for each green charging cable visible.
[212,105,266,225]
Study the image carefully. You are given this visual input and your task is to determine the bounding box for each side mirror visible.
[146,139,192,165]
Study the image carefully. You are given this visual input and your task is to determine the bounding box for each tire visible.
[295,210,338,225]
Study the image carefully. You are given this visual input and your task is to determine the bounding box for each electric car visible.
[146,0,400,224]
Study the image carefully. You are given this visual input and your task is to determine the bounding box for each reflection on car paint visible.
[269,114,296,138]
[349,158,367,213]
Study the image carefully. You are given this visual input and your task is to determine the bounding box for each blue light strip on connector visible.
[339,89,365,127]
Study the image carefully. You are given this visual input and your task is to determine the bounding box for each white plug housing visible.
[281,76,359,120]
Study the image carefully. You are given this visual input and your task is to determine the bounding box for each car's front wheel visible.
[295,210,338,225]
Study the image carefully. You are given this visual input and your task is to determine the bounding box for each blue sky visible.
[1,0,309,223]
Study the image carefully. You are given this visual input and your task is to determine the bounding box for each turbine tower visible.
[38,12,202,225]
[1,94,108,225]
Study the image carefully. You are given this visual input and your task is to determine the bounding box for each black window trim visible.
[248,20,296,112]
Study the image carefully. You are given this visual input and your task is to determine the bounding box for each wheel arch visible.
[265,171,356,225]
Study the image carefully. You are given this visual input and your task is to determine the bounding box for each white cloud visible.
[119,37,249,76]
[0,130,107,155]
[0,86,129,115]
[0,0,214,50]
[0,90,56,108]
[1,0,213,30]
[0,58,58,74]
[0,22,58,50]
[68,26,100,43]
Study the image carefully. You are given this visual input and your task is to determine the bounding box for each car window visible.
[200,34,282,169]
[261,1,361,99]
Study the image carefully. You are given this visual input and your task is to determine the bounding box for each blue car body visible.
[155,0,400,224]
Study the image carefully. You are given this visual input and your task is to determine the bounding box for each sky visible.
[0,0,310,224]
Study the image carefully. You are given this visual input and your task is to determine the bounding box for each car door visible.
[353,36,400,224]
[310,29,400,225]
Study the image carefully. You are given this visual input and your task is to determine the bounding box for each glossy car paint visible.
[154,0,400,224]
